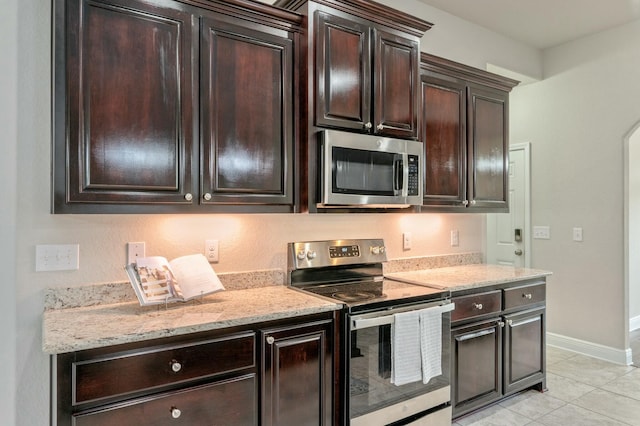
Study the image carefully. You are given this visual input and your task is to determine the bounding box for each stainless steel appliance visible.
[318,130,423,208]
[288,239,453,425]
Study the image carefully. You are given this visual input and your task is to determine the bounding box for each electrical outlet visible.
[127,242,146,264]
[573,227,583,242]
[450,229,459,247]
[205,239,219,262]
[36,244,79,271]
[403,232,412,251]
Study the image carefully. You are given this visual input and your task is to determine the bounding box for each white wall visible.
[1,0,18,424]
[510,20,640,351]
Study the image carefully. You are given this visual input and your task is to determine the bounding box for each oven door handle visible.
[351,302,454,331]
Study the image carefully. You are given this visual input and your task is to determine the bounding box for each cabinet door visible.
[503,308,545,395]
[200,17,294,210]
[420,74,467,207]
[73,375,257,426]
[451,318,502,417]
[315,11,372,132]
[261,319,333,426]
[55,0,196,212]
[467,85,509,210]
[373,29,420,139]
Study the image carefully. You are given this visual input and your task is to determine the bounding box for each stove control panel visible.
[288,238,387,270]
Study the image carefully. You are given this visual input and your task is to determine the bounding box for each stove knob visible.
[379,246,385,254]
[371,246,380,255]
[307,250,317,260]
[297,250,307,260]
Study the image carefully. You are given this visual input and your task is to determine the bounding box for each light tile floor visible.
[452,344,640,426]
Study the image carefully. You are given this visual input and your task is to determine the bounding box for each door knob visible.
[514,249,523,256]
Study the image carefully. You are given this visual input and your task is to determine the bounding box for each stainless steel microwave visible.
[318,130,423,208]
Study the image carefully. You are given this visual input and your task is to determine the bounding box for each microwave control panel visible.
[407,155,419,196]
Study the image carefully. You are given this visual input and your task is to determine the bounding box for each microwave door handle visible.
[393,156,403,194]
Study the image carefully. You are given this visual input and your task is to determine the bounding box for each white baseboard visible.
[547,332,632,366]
[630,315,640,331]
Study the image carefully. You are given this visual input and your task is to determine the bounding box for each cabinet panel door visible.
[468,85,509,210]
[503,308,545,395]
[73,375,257,426]
[315,11,371,132]
[200,17,294,208]
[56,0,196,210]
[261,320,333,426]
[420,75,467,206]
[374,30,419,139]
[451,318,502,417]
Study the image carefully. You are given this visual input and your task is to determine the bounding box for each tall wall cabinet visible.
[420,53,519,212]
[53,0,301,213]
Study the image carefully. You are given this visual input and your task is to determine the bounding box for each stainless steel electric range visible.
[288,239,454,426]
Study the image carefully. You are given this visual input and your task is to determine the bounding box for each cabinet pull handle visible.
[266,336,275,345]
[364,122,372,130]
[523,293,533,299]
[473,303,483,310]
[376,123,384,131]
[203,193,212,201]
[170,360,182,373]
[507,319,513,326]
[498,321,505,328]
[171,407,182,419]
[184,193,193,202]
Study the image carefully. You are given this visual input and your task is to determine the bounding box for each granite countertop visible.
[43,286,341,354]
[385,264,551,291]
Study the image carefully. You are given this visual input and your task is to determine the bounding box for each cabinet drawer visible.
[73,374,257,426]
[504,283,545,310]
[73,332,255,405]
[452,290,501,322]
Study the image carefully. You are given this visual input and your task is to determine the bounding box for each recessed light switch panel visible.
[36,244,79,272]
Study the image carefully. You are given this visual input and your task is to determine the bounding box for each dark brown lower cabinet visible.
[53,313,334,426]
[261,319,333,426]
[451,279,546,419]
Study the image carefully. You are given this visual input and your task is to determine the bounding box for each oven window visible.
[349,321,450,420]
[332,147,398,195]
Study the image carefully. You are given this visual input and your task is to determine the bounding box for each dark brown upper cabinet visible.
[53,0,302,213]
[420,53,519,212]
[315,11,420,139]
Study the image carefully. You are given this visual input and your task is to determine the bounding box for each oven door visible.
[347,301,452,425]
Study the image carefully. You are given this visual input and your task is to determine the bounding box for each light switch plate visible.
[533,226,551,239]
[205,239,219,262]
[36,244,79,271]
[127,242,146,264]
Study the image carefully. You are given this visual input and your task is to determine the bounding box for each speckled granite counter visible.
[385,264,551,291]
[43,286,341,354]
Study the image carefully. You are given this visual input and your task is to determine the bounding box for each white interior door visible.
[486,143,531,267]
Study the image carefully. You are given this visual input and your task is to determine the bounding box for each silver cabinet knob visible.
[364,122,372,129]
[523,293,532,299]
[203,193,212,201]
[462,200,469,206]
[470,200,477,205]
[515,249,523,256]
[171,360,182,373]
[376,123,384,131]
[473,303,483,310]
[171,407,181,419]
[184,193,193,201]
[507,319,513,326]
[266,336,275,345]
[498,321,505,328]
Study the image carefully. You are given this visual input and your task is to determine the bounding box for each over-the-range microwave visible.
[318,130,423,208]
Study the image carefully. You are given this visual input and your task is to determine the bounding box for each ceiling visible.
[416,0,640,49]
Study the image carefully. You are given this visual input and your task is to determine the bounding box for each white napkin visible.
[419,308,443,384]
[391,310,422,386]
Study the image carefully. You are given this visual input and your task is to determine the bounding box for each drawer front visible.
[73,374,257,426]
[504,283,545,310]
[74,332,255,405]
[452,290,501,322]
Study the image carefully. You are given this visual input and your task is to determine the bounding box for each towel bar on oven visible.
[351,302,455,331]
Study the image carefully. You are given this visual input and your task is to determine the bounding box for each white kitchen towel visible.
[419,307,443,384]
[391,310,422,386]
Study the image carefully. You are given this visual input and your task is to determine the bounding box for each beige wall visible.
[629,129,640,323]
